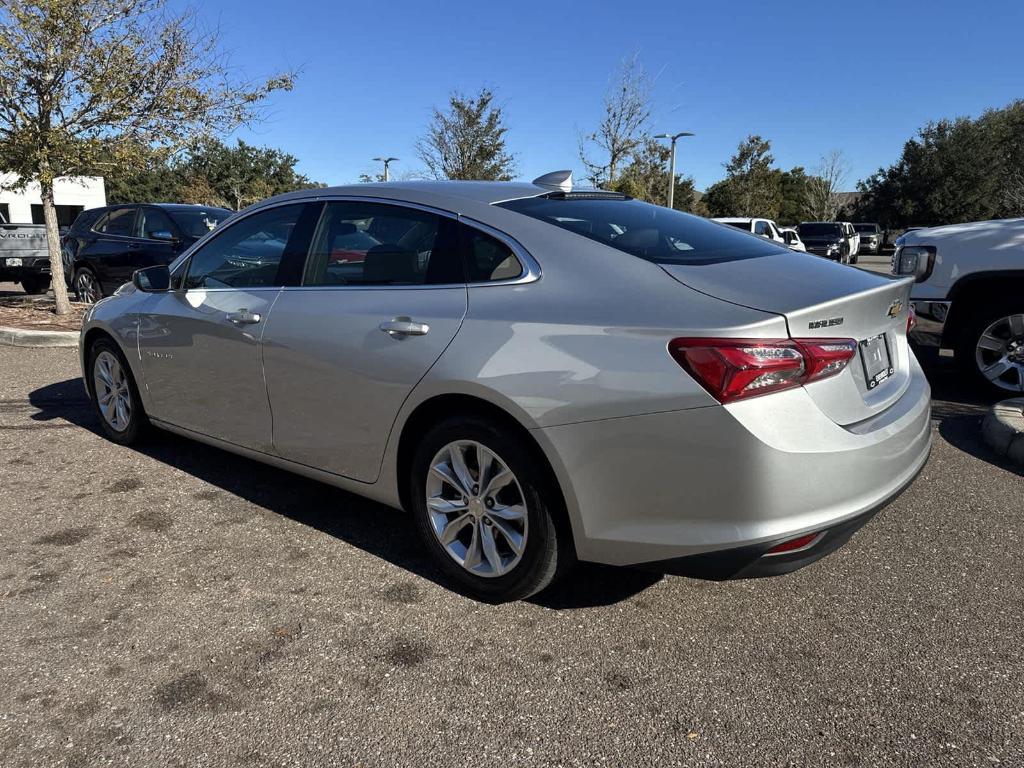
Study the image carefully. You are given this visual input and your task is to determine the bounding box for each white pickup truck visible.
[0,211,51,294]
[894,218,1024,395]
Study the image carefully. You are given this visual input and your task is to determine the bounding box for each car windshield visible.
[853,224,877,233]
[169,208,232,238]
[497,196,782,265]
[798,223,842,237]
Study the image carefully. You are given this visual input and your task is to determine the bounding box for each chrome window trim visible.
[167,194,542,293]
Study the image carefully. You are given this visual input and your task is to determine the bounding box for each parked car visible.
[712,217,787,245]
[0,210,52,294]
[895,218,1024,395]
[796,221,856,263]
[62,203,232,303]
[840,222,861,262]
[80,174,931,602]
[853,223,883,255]
[779,227,806,252]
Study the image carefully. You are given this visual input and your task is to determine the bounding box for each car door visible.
[81,206,139,292]
[136,202,319,453]
[262,199,469,482]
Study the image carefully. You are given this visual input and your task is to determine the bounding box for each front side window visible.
[499,196,783,265]
[136,208,177,240]
[184,204,307,289]
[96,207,137,237]
[303,201,462,286]
[754,220,770,236]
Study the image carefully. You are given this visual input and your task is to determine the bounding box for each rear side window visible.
[303,201,462,286]
[136,208,177,240]
[498,196,783,265]
[460,223,523,282]
[95,207,137,237]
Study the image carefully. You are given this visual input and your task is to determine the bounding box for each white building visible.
[0,174,107,228]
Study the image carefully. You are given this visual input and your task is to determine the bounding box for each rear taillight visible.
[907,305,917,334]
[668,337,857,403]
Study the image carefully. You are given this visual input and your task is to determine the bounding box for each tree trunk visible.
[39,179,71,315]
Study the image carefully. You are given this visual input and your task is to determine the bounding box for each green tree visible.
[776,167,810,225]
[175,139,323,210]
[854,101,1024,228]
[0,0,293,313]
[723,135,780,219]
[608,137,699,211]
[416,88,516,181]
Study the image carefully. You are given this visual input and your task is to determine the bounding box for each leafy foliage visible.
[416,88,516,181]
[607,137,700,212]
[853,101,1024,227]
[579,55,652,187]
[0,0,293,312]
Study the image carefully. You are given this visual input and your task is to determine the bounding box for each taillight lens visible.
[668,337,857,403]
[907,305,917,334]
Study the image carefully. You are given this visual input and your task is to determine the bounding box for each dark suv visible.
[796,221,856,264]
[63,204,232,302]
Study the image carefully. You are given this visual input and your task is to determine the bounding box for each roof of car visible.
[148,203,232,212]
[712,217,756,223]
[265,180,552,207]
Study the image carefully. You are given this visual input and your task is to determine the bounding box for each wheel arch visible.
[943,270,1024,347]
[393,392,579,554]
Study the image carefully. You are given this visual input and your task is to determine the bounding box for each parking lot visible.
[1,281,1022,767]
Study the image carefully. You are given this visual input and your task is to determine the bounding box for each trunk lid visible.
[660,249,916,425]
[0,223,48,259]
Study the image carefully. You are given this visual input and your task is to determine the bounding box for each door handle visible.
[226,309,262,325]
[379,316,429,338]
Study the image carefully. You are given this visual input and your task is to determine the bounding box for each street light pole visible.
[653,132,694,209]
[372,156,399,182]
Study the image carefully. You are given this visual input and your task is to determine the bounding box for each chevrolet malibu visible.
[79,172,932,602]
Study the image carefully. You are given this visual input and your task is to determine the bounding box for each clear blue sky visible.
[195,0,1024,191]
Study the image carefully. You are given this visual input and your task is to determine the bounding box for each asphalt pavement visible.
[1,293,1023,766]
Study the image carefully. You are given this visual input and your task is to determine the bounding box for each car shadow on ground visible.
[27,378,662,608]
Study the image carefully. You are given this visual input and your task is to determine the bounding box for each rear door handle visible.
[226,309,262,325]
[379,316,429,338]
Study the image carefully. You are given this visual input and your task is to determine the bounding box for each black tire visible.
[851,252,859,265]
[410,416,575,602]
[74,266,103,303]
[87,336,149,444]
[20,274,50,294]
[955,299,1024,398]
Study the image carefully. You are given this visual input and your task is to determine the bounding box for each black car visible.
[853,222,884,255]
[796,221,855,264]
[62,204,232,302]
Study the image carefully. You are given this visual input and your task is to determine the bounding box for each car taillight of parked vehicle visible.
[667,337,858,403]
[907,305,917,334]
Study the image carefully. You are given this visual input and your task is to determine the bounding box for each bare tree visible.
[806,149,850,221]
[1003,169,1024,216]
[415,88,516,181]
[0,0,293,313]
[579,54,652,187]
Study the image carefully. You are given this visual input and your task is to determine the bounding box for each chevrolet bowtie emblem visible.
[887,299,903,319]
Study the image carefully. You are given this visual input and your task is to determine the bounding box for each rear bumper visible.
[537,351,932,570]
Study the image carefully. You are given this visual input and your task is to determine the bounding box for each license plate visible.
[5,257,22,267]
[860,333,894,389]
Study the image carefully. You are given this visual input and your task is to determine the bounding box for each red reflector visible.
[907,305,917,334]
[668,337,856,403]
[765,532,821,555]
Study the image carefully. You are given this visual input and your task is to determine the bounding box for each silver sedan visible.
[80,173,931,601]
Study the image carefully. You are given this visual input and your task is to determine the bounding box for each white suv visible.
[895,218,1024,395]
[712,217,786,245]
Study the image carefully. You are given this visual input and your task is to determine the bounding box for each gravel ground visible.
[0,344,1021,768]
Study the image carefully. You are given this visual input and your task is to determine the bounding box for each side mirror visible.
[133,264,171,292]
[150,230,177,242]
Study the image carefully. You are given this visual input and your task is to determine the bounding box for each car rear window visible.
[496,196,783,265]
[853,223,878,233]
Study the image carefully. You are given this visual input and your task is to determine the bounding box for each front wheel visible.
[410,417,574,602]
[88,337,148,444]
[20,274,50,295]
[956,302,1024,397]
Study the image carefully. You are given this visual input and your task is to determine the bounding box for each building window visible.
[31,204,85,229]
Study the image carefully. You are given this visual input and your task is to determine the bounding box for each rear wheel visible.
[74,267,102,304]
[410,416,573,602]
[88,337,148,444]
[956,301,1024,397]
[20,274,50,295]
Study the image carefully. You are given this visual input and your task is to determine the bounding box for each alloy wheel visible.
[425,440,528,578]
[76,271,101,303]
[975,313,1024,393]
[93,351,132,431]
